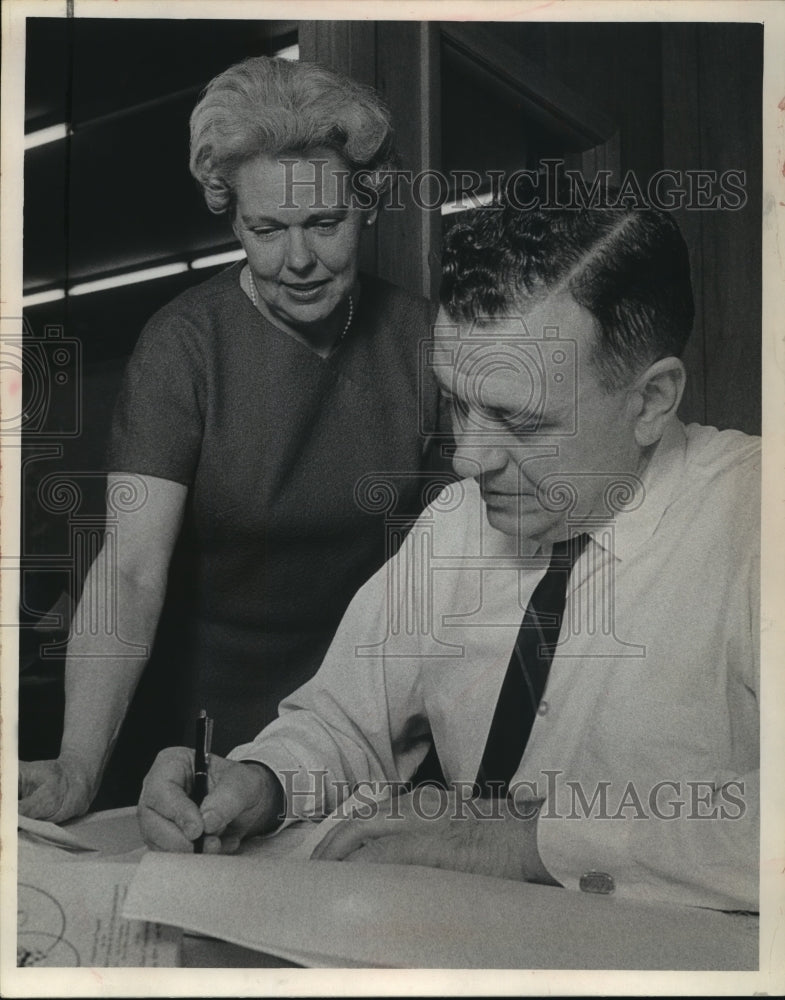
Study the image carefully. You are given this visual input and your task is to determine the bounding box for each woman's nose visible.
[284,228,316,272]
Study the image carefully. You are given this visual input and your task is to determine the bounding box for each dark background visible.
[19,18,762,804]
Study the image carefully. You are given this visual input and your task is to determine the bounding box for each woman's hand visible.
[137,747,284,853]
[18,752,97,823]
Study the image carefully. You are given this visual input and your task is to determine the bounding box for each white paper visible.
[18,807,147,869]
[63,806,146,857]
[18,815,100,853]
[122,851,758,970]
[17,861,181,967]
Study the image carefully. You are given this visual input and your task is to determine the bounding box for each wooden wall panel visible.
[662,23,762,435]
[697,24,762,436]
[298,21,380,279]
[375,22,442,301]
[298,20,376,86]
[520,22,662,181]
[662,24,706,428]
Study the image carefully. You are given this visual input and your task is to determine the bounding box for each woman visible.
[19,56,449,821]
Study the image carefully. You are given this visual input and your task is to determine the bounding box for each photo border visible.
[2,1,783,995]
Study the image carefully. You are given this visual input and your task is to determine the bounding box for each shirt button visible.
[537,700,549,716]
[579,871,615,894]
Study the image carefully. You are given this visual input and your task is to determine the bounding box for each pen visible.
[192,709,213,854]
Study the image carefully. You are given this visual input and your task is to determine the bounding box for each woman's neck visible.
[242,266,357,357]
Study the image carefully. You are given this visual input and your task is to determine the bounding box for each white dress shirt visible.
[232,420,760,911]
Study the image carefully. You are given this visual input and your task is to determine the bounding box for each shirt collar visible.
[589,418,688,562]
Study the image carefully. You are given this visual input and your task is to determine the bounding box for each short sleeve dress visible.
[105,262,450,759]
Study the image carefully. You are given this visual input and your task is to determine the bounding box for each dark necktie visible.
[477,533,589,796]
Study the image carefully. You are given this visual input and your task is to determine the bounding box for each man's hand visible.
[312,785,557,884]
[18,752,97,823]
[137,748,284,853]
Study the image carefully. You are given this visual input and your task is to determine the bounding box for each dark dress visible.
[104,262,451,770]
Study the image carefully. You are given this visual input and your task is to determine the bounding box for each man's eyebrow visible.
[443,392,542,421]
[490,402,543,423]
[240,213,284,226]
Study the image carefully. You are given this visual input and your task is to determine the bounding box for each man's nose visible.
[284,228,316,272]
[451,435,508,480]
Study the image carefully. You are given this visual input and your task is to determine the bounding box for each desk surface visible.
[183,935,299,968]
[19,808,759,971]
[19,808,298,968]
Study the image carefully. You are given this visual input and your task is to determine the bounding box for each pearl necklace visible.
[246,267,354,352]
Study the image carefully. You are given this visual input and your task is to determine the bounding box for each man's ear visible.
[631,357,686,447]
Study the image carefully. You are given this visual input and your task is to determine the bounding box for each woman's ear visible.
[632,357,686,447]
[364,208,378,228]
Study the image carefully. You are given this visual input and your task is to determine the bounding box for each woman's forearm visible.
[19,475,188,821]
[58,545,169,793]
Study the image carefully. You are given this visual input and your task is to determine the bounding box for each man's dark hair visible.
[440,197,695,390]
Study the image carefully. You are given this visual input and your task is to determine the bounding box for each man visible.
[139,199,759,911]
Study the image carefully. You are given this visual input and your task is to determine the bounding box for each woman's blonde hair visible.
[189,55,397,214]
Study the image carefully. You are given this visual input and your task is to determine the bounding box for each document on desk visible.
[18,807,147,867]
[17,860,182,967]
[18,814,100,852]
[122,849,758,970]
